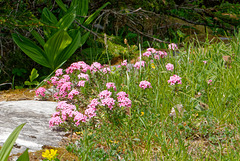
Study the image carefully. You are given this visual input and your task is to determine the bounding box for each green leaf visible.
[12,33,50,68]
[44,30,72,69]
[0,123,26,161]
[31,30,45,47]
[29,68,39,82]
[54,31,81,66]
[71,0,88,24]
[80,32,90,47]
[41,8,58,25]
[84,2,110,26]
[55,0,68,12]
[16,148,29,161]
[57,10,76,31]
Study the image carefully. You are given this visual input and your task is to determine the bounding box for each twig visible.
[75,20,101,38]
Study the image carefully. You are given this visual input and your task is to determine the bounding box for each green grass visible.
[62,34,240,160]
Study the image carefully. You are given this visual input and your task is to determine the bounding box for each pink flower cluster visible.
[134,61,146,69]
[121,60,127,66]
[35,87,46,97]
[106,82,117,91]
[142,48,168,59]
[66,61,90,74]
[139,80,152,89]
[168,75,182,85]
[168,43,178,50]
[166,63,174,71]
[117,91,132,108]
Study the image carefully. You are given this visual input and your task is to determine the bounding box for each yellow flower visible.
[140,112,144,116]
[42,149,58,160]
[151,63,155,69]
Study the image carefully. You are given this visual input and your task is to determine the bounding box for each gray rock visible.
[0,100,66,154]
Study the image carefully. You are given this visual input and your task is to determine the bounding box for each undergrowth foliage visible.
[36,39,240,160]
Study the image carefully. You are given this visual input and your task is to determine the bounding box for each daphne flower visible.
[168,75,182,85]
[143,51,152,57]
[203,61,207,64]
[78,73,89,81]
[88,99,100,108]
[147,48,156,53]
[74,112,87,126]
[208,79,212,85]
[121,60,127,66]
[91,62,102,72]
[77,80,86,87]
[101,97,116,110]
[49,116,63,127]
[166,63,174,71]
[139,80,152,89]
[55,69,63,76]
[134,61,146,69]
[168,43,178,50]
[35,87,46,97]
[157,51,168,58]
[68,89,79,99]
[98,90,112,99]
[106,82,117,91]
[85,107,96,119]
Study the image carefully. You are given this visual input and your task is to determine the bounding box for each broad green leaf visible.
[41,8,58,25]
[57,10,76,31]
[80,32,90,47]
[29,68,39,82]
[55,0,67,12]
[84,2,110,26]
[12,33,50,68]
[54,31,81,66]
[0,123,26,161]
[16,148,29,161]
[31,30,45,47]
[44,30,72,69]
[71,0,88,23]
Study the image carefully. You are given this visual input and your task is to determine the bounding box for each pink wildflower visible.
[77,80,86,87]
[208,79,212,85]
[106,82,117,91]
[121,60,127,66]
[85,107,96,119]
[91,62,102,72]
[35,87,46,97]
[98,90,112,99]
[88,99,100,108]
[168,75,182,85]
[117,91,128,98]
[168,43,178,50]
[134,61,146,69]
[157,51,168,58]
[49,116,63,128]
[66,61,90,74]
[78,73,89,81]
[102,67,111,74]
[143,51,152,57]
[203,61,207,64]
[154,54,160,60]
[68,89,79,99]
[55,69,63,76]
[50,76,59,85]
[74,112,87,126]
[166,63,174,71]
[101,97,116,110]
[61,108,75,121]
[118,97,132,108]
[147,48,157,53]
[139,80,152,89]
